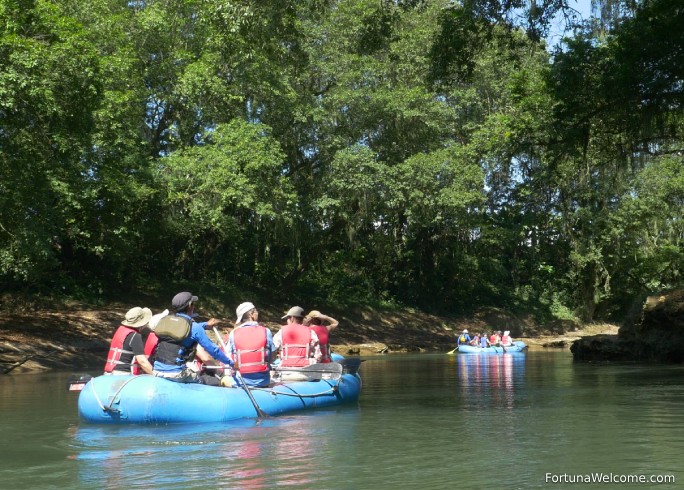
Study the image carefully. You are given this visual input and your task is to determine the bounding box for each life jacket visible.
[279,323,311,368]
[144,332,159,361]
[233,325,270,374]
[489,334,500,344]
[104,326,140,375]
[154,315,195,366]
[501,334,512,346]
[458,334,468,345]
[310,325,332,363]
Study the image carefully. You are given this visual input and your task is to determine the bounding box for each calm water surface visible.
[1,351,682,489]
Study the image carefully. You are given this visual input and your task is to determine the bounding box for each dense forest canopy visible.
[1,0,682,322]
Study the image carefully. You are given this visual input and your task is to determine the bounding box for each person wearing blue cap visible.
[152,291,233,385]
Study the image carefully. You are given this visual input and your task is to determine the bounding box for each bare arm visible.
[320,314,339,331]
[135,354,154,374]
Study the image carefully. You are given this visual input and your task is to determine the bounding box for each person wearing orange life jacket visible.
[104,307,154,375]
[224,302,276,388]
[303,310,338,363]
[273,306,320,380]
[501,330,513,347]
[489,331,502,347]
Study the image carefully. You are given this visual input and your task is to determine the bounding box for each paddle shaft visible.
[212,327,268,418]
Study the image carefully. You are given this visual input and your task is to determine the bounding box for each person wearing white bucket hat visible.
[222,301,276,388]
[104,306,154,375]
[456,329,471,348]
[501,330,513,347]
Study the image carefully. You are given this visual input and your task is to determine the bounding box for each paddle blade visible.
[274,362,344,381]
[339,358,364,375]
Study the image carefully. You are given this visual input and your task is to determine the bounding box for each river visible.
[0,351,682,489]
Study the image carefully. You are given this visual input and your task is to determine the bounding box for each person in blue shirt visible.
[152,291,233,385]
[457,329,471,347]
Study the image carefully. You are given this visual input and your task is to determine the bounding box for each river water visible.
[1,351,682,489]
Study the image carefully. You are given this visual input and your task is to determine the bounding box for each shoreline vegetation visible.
[0,293,620,375]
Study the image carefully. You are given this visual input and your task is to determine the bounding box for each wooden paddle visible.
[212,327,268,418]
[447,346,459,355]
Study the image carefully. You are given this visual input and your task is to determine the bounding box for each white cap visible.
[236,302,256,324]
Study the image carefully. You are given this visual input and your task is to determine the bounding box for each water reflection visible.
[456,354,526,409]
[70,410,355,489]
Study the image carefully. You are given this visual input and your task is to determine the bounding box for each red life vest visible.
[144,332,158,358]
[279,323,311,368]
[501,334,512,345]
[310,325,331,363]
[233,325,270,374]
[489,334,500,344]
[104,326,140,375]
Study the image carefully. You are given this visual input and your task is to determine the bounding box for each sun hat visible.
[122,307,153,328]
[282,306,305,320]
[463,329,468,333]
[504,330,510,336]
[172,292,198,311]
[236,302,256,324]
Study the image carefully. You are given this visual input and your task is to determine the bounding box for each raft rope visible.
[90,375,142,413]
[89,375,346,413]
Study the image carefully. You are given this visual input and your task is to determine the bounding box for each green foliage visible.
[1,0,681,324]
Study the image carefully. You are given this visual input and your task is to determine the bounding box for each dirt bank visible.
[0,301,617,374]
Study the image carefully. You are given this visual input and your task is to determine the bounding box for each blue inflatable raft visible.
[78,361,362,424]
[455,340,527,355]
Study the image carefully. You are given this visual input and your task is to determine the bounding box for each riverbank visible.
[0,299,618,374]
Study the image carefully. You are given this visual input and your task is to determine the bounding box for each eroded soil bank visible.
[0,301,618,374]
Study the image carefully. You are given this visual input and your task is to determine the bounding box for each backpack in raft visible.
[152,315,191,341]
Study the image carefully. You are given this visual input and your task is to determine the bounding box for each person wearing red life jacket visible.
[489,331,501,347]
[104,307,154,375]
[303,310,338,363]
[501,330,513,347]
[225,302,276,388]
[273,306,320,380]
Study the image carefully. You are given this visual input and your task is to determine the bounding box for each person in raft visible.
[457,329,471,347]
[224,301,276,388]
[303,310,338,363]
[104,306,155,375]
[273,306,321,381]
[501,330,513,347]
[152,292,233,385]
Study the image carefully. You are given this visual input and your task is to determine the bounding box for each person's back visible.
[280,322,313,367]
[104,307,154,375]
[304,310,338,363]
[229,301,274,387]
[152,292,232,384]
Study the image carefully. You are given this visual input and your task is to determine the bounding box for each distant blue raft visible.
[78,363,361,424]
[456,341,527,355]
